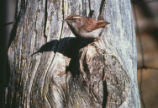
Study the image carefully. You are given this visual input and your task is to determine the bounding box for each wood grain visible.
[7,0,140,108]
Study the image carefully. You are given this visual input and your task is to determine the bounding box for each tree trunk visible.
[7,0,140,108]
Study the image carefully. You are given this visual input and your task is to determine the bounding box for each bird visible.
[64,15,109,40]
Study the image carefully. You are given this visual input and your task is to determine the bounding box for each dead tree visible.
[6,0,141,108]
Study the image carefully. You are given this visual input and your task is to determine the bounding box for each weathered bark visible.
[7,0,140,108]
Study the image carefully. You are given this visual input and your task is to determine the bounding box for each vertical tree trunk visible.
[7,0,140,108]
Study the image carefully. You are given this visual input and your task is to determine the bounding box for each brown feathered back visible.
[83,18,109,32]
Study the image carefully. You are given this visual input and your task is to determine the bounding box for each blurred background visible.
[132,0,158,108]
[0,0,158,108]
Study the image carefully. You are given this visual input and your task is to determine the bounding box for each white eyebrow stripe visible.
[73,16,81,19]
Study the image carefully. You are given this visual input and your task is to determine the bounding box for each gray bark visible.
[7,0,140,108]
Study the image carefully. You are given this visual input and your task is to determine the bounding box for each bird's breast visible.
[79,28,103,39]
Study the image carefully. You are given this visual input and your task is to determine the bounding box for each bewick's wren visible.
[65,15,109,40]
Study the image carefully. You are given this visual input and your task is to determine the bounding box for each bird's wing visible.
[83,19,109,32]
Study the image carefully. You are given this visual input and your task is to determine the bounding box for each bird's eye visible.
[71,18,76,21]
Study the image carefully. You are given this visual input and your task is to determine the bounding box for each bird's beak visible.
[106,21,110,25]
[62,18,69,22]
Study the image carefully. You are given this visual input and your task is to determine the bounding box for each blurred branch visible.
[131,0,154,18]
[145,0,158,3]
[138,66,158,70]
[133,4,146,108]
[132,0,158,4]
[0,21,15,29]
[132,0,158,46]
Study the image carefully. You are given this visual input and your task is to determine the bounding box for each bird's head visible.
[64,15,85,30]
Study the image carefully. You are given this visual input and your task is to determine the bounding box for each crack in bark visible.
[102,80,108,108]
[43,0,65,79]
[27,57,41,107]
[88,0,94,17]
[9,0,28,46]
[98,0,106,19]
[44,0,48,40]
[41,0,65,102]
[46,0,65,72]
[58,0,64,40]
